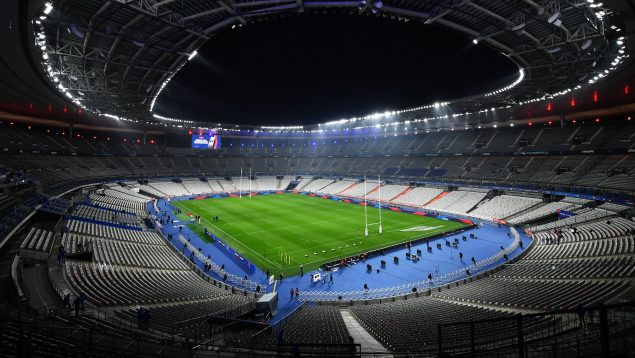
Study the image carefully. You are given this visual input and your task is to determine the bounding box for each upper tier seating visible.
[2,121,634,193]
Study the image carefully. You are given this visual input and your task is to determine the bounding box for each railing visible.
[0,205,39,252]
[2,292,633,357]
[438,300,635,358]
[527,208,614,234]
[9,256,29,306]
[193,342,364,357]
[174,233,262,292]
[0,302,186,358]
[18,240,55,261]
[298,227,524,302]
[173,301,257,331]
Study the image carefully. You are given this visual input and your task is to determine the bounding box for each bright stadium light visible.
[43,2,53,14]
[188,50,198,61]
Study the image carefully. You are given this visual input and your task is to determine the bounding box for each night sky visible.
[155,13,517,126]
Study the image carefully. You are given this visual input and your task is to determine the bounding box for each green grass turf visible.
[172,194,469,276]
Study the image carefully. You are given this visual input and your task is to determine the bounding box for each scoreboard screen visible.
[191,131,221,149]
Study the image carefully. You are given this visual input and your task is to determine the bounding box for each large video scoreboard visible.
[191,131,221,150]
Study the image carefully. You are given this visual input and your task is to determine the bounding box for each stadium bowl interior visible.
[0,0,634,357]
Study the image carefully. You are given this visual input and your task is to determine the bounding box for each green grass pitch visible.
[172,194,469,276]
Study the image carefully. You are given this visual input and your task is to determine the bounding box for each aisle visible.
[340,308,393,357]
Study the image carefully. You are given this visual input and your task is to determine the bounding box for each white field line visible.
[178,199,466,272]
[281,225,465,270]
[197,215,283,271]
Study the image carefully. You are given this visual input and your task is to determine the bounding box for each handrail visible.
[0,205,39,252]
[175,234,261,291]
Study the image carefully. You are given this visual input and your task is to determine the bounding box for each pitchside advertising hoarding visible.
[191,131,221,149]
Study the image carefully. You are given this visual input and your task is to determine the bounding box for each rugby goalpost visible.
[239,167,253,199]
[364,175,383,237]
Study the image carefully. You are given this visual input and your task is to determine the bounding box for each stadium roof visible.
[16,0,633,127]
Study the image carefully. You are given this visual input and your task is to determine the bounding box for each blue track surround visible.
[147,192,533,322]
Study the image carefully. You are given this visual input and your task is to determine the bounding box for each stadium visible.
[0,0,634,356]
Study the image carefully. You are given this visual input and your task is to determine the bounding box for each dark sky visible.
[155,13,517,126]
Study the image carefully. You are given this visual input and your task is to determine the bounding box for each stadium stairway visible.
[422,190,448,207]
[340,308,392,357]
[503,201,548,222]
[364,185,381,198]
[337,181,360,196]
[387,186,412,202]
[21,264,61,312]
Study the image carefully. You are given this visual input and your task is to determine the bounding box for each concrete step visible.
[340,308,393,357]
